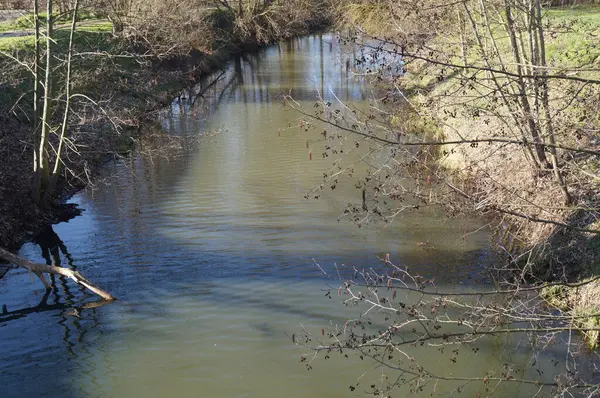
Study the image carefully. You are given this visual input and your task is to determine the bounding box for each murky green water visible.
[0,34,580,397]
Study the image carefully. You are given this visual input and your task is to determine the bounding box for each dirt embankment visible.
[432,90,600,277]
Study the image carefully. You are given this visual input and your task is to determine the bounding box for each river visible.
[0,34,578,397]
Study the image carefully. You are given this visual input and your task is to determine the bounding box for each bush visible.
[105,0,331,56]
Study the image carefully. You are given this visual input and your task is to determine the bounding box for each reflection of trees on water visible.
[36,225,73,268]
[1,289,57,323]
[1,226,107,394]
[163,34,369,136]
[0,264,8,280]
[0,225,77,324]
[34,225,81,310]
[0,226,105,363]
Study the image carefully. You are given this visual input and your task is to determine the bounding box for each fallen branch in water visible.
[0,247,115,301]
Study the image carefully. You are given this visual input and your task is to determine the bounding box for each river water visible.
[0,34,576,397]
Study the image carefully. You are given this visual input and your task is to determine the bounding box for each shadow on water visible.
[0,226,110,398]
[0,199,494,397]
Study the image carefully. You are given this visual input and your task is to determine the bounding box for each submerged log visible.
[0,247,115,301]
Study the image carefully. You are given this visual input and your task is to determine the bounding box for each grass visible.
[79,22,112,33]
[547,5,600,19]
[545,6,600,67]
[0,27,120,114]
[0,10,104,32]
[398,4,600,100]
[541,284,570,309]
[0,35,36,51]
[0,21,113,52]
[576,310,600,350]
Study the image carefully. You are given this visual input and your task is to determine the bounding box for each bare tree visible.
[28,0,82,206]
[100,0,330,56]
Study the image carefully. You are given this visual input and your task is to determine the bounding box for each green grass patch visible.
[541,282,600,350]
[0,24,114,52]
[0,11,106,32]
[541,284,570,309]
[78,22,112,33]
[547,5,600,20]
[0,35,36,51]
[574,307,600,350]
[545,6,600,67]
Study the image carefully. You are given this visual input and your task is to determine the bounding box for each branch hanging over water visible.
[0,247,115,301]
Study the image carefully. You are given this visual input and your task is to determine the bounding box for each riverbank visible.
[0,47,210,249]
[336,2,600,346]
[358,5,600,276]
[426,7,600,279]
[0,27,596,397]
[0,6,330,250]
[415,6,600,346]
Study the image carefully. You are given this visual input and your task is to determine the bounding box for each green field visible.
[0,21,112,52]
[546,6,600,66]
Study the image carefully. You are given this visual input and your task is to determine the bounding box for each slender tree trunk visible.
[504,0,550,169]
[32,0,40,173]
[488,5,538,168]
[528,0,542,127]
[35,0,53,206]
[533,0,571,204]
[464,2,538,167]
[457,9,468,66]
[44,0,80,204]
[32,0,54,206]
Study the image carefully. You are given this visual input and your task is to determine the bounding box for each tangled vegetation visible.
[102,0,331,55]
[298,0,600,281]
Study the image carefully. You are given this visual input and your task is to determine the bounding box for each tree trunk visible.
[32,0,41,174]
[463,2,538,168]
[44,0,79,204]
[534,0,571,204]
[33,0,54,207]
[504,0,550,169]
